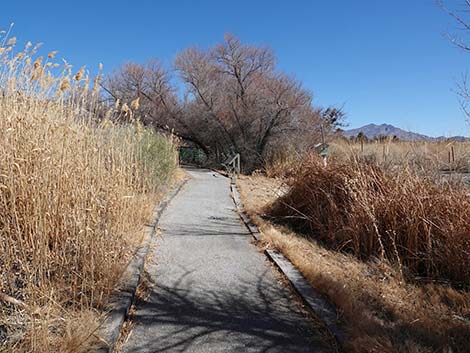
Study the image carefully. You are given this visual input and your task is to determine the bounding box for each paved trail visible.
[122,169,330,353]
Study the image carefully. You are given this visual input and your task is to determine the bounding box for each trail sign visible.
[314,143,329,156]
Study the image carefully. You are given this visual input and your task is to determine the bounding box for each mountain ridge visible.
[342,123,469,141]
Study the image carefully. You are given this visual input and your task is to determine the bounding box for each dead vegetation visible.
[267,138,470,181]
[331,139,470,175]
[270,156,470,285]
[0,35,177,352]
[104,35,345,172]
[237,165,470,353]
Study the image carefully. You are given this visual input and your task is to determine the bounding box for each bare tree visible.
[439,0,470,118]
[102,36,344,171]
[175,35,336,171]
[102,60,211,154]
[439,0,470,50]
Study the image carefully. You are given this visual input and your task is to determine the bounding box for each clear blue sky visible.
[1,0,469,137]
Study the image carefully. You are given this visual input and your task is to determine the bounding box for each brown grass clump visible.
[237,174,470,353]
[0,33,177,352]
[269,155,470,286]
[260,224,470,353]
[265,152,300,178]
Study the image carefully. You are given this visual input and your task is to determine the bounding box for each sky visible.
[1,0,470,137]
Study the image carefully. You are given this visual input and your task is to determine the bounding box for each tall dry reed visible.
[0,33,177,352]
[330,139,470,175]
[269,155,470,286]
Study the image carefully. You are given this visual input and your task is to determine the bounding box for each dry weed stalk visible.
[330,139,470,176]
[0,32,177,352]
[270,155,470,286]
[238,175,470,353]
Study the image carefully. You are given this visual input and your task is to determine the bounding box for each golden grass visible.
[237,174,470,353]
[266,139,470,182]
[330,139,470,175]
[269,156,470,285]
[0,35,177,352]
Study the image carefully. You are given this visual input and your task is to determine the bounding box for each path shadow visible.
[159,218,250,238]
[124,268,329,353]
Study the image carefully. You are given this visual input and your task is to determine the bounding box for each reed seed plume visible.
[74,66,85,81]
[0,34,178,352]
[6,36,16,45]
[130,97,140,110]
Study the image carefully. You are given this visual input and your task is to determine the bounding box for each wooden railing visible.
[222,153,241,175]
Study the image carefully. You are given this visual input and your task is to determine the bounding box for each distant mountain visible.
[342,123,470,141]
[443,135,470,142]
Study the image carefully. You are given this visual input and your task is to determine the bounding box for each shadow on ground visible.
[124,269,328,353]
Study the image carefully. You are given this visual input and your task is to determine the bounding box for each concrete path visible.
[122,168,330,353]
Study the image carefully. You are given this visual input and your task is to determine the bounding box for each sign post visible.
[314,143,329,167]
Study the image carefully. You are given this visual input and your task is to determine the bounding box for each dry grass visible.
[269,156,470,285]
[0,35,178,352]
[330,139,470,176]
[266,139,470,182]
[237,174,470,353]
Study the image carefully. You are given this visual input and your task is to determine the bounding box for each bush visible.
[269,155,470,286]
